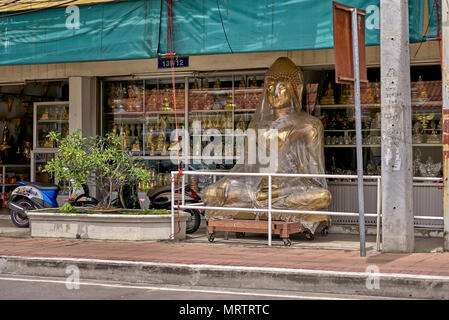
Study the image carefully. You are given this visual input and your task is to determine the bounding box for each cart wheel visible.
[208,233,215,243]
[235,232,245,238]
[304,231,315,241]
[283,238,292,247]
[321,227,329,237]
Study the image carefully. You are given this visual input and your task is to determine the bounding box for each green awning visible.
[0,0,430,66]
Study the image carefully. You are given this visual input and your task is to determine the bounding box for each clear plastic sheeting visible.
[203,57,331,234]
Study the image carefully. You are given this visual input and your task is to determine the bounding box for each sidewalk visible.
[1,217,449,299]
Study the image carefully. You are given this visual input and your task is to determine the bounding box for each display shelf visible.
[324,143,442,148]
[37,120,69,123]
[317,101,442,109]
[324,129,381,132]
[0,164,31,194]
[324,144,381,148]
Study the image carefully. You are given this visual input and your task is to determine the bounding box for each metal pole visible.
[442,0,449,251]
[376,176,382,251]
[352,8,366,257]
[171,172,175,240]
[268,175,272,247]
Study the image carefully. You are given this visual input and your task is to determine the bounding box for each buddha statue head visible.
[263,57,304,113]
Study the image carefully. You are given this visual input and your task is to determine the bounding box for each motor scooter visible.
[147,184,204,234]
[7,181,98,228]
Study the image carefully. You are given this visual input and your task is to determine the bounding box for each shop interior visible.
[0,81,69,206]
[101,65,443,196]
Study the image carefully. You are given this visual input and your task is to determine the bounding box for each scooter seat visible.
[24,182,60,191]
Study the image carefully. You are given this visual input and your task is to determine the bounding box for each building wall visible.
[0,42,440,84]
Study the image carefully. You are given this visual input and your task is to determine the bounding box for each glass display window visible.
[315,76,442,177]
[34,102,69,149]
[102,78,186,158]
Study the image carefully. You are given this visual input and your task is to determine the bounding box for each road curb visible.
[0,255,448,299]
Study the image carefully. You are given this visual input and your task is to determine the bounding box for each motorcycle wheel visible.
[10,198,34,228]
[185,210,201,234]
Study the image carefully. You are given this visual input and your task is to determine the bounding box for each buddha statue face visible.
[266,78,292,109]
[263,57,304,113]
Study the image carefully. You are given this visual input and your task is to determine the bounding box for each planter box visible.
[27,210,190,241]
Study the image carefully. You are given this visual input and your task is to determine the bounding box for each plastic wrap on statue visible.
[203,57,331,235]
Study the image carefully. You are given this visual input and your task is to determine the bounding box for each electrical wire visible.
[165,0,182,238]
[216,0,233,53]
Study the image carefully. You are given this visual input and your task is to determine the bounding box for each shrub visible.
[43,129,153,209]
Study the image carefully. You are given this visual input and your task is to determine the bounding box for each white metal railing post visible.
[268,174,272,246]
[171,172,175,240]
[182,173,185,206]
[376,176,382,251]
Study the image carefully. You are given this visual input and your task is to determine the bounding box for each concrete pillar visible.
[68,76,98,137]
[442,0,449,251]
[380,0,414,253]
[68,76,99,197]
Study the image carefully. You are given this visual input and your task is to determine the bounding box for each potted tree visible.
[26,130,189,241]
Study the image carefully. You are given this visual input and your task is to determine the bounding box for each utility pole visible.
[380,0,414,253]
[442,0,449,251]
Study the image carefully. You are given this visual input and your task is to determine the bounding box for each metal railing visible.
[170,171,384,249]
[170,171,445,251]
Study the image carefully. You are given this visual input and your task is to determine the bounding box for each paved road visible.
[0,274,399,301]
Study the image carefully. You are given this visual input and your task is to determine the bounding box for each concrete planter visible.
[27,210,190,241]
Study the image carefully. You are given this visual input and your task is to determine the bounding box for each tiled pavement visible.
[1,235,449,277]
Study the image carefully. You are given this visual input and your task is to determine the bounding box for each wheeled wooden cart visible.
[207,219,329,246]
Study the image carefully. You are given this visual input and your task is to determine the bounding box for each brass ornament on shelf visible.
[0,124,11,152]
[7,97,13,112]
[131,140,141,152]
[214,78,221,89]
[61,106,69,120]
[159,98,173,112]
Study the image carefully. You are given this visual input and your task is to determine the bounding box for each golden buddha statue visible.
[223,95,236,110]
[156,132,167,154]
[159,98,173,112]
[338,84,353,105]
[40,107,50,120]
[214,78,221,89]
[250,76,258,88]
[0,124,11,152]
[132,140,141,152]
[192,79,200,89]
[120,124,128,150]
[203,57,331,233]
[319,82,335,105]
[373,84,380,104]
[238,77,246,89]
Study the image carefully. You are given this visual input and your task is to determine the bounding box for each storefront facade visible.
[0,0,444,233]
